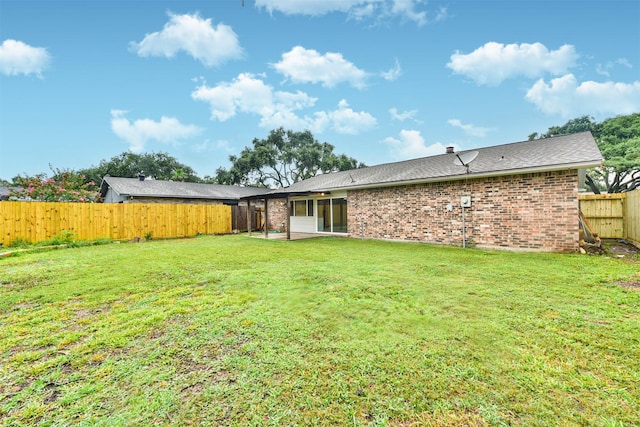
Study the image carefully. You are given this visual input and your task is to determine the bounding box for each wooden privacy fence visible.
[0,202,232,246]
[579,189,640,246]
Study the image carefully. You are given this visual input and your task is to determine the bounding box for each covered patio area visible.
[243,190,327,241]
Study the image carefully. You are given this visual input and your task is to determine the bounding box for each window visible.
[291,200,313,216]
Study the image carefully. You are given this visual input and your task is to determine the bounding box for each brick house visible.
[251,132,603,252]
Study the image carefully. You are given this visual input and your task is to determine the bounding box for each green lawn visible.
[1,235,638,426]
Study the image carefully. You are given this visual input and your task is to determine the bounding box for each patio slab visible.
[247,232,320,241]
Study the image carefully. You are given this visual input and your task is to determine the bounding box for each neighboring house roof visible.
[267,132,603,195]
[0,185,11,201]
[100,176,271,201]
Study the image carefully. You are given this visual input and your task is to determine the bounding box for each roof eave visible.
[313,160,603,192]
[126,194,238,200]
[241,190,327,200]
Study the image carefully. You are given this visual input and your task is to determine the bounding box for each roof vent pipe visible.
[446,146,455,154]
[138,173,145,181]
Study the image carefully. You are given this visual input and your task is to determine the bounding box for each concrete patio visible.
[247,232,320,241]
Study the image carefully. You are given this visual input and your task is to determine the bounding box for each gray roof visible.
[100,176,271,200]
[272,132,603,194]
[0,185,10,201]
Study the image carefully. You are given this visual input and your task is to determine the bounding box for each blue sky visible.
[1,0,639,182]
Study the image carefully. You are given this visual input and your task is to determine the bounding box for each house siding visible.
[103,188,127,203]
[348,170,579,252]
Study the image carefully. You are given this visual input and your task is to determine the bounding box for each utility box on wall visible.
[461,195,472,208]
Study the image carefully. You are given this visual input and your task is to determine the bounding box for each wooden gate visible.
[579,190,640,247]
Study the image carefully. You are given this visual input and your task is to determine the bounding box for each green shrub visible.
[8,237,32,248]
[41,230,77,247]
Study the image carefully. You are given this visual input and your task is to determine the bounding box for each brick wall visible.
[348,170,579,252]
[267,198,289,232]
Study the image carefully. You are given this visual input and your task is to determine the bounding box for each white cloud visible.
[110,110,202,152]
[256,0,364,15]
[272,46,368,89]
[0,39,51,77]
[255,0,430,25]
[596,58,632,77]
[259,90,322,130]
[129,12,243,67]
[350,3,376,20]
[447,42,579,86]
[192,74,376,135]
[390,0,427,26]
[381,59,402,81]
[525,74,640,118]
[447,119,490,137]
[384,129,450,160]
[191,73,278,121]
[433,6,448,22]
[389,107,420,123]
[322,99,377,134]
[193,138,235,154]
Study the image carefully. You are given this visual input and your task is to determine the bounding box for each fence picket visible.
[579,189,640,247]
[0,202,232,246]
[626,190,640,247]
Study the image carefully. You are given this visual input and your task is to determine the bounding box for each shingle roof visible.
[273,132,603,194]
[0,185,11,201]
[100,177,271,200]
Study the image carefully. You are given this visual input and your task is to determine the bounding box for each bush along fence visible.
[0,202,232,246]
[578,188,640,247]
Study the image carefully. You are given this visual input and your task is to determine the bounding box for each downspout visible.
[247,199,252,236]
[462,202,466,248]
[264,198,269,239]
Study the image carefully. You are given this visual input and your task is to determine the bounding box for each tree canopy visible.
[531,114,640,193]
[212,128,365,188]
[78,152,201,186]
[528,115,599,141]
[9,166,100,202]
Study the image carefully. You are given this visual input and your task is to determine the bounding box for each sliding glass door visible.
[317,199,331,232]
[332,198,347,233]
[316,198,347,233]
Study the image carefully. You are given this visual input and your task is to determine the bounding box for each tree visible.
[9,166,100,202]
[213,128,365,188]
[532,114,639,193]
[528,115,600,140]
[170,168,188,182]
[79,152,201,185]
[588,113,640,193]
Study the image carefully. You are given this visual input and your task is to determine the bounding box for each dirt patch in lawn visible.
[613,280,640,290]
[603,239,640,258]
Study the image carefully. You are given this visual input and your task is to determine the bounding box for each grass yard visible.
[1,235,639,426]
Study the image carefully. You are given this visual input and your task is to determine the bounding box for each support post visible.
[247,199,252,236]
[264,198,269,239]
